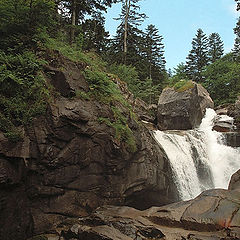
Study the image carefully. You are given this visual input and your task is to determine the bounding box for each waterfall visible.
[154,108,240,201]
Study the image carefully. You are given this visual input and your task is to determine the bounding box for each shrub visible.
[0,50,50,140]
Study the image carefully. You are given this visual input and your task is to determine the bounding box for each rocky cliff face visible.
[0,51,177,240]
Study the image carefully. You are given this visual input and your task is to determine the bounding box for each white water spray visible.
[154,108,240,201]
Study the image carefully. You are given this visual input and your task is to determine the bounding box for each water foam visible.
[154,108,240,200]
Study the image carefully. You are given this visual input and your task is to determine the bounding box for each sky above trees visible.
[105,0,240,69]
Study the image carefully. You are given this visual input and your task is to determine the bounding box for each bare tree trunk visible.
[70,0,76,44]
[149,64,152,79]
[123,0,130,64]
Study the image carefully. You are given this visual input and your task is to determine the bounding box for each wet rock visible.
[228,169,240,190]
[227,98,240,131]
[223,132,240,147]
[213,114,235,133]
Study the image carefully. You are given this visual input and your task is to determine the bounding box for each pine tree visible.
[233,17,240,62]
[143,24,166,80]
[81,12,110,53]
[235,0,240,11]
[208,33,224,63]
[58,0,117,43]
[186,28,209,82]
[111,0,147,65]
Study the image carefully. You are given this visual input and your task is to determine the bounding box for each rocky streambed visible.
[30,180,240,240]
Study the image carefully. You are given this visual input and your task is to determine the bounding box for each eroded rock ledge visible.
[29,187,240,240]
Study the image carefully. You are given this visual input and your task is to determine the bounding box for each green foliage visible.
[75,90,91,100]
[45,37,107,71]
[107,2,167,92]
[167,62,189,86]
[202,53,240,105]
[110,64,139,94]
[186,28,209,82]
[110,64,161,104]
[208,32,224,63]
[76,32,84,51]
[84,69,115,100]
[81,12,110,53]
[233,17,240,62]
[137,78,161,104]
[0,0,56,52]
[174,80,194,92]
[98,107,137,153]
[0,50,49,140]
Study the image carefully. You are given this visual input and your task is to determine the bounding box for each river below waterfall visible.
[154,108,240,201]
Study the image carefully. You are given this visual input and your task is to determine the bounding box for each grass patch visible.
[75,89,91,100]
[45,37,107,71]
[174,80,194,92]
[98,115,137,153]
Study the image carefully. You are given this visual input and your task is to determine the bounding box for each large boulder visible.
[157,81,214,130]
[0,52,178,240]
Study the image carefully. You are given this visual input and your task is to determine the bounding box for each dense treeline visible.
[169,21,240,105]
[167,0,240,105]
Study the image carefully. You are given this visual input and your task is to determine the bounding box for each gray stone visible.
[228,169,240,190]
[157,81,214,130]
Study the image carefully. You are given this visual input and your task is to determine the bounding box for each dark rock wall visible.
[0,53,177,240]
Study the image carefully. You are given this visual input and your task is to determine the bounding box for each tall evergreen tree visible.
[208,33,224,63]
[235,0,240,11]
[143,24,166,80]
[81,12,110,53]
[58,0,117,43]
[233,17,240,62]
[111,0,147,64]
[186,28,209,82]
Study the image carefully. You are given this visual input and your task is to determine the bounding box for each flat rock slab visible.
[34,188,240,240]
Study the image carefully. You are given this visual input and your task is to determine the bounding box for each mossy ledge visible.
[173,80,195,92]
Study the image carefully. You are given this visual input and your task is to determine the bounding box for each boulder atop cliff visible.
[157,81,214,130]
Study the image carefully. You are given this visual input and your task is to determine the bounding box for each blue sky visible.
[104,0,240,70]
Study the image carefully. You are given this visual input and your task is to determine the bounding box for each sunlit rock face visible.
[157,81,214,130]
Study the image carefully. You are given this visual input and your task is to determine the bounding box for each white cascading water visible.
[154,108,240,201]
